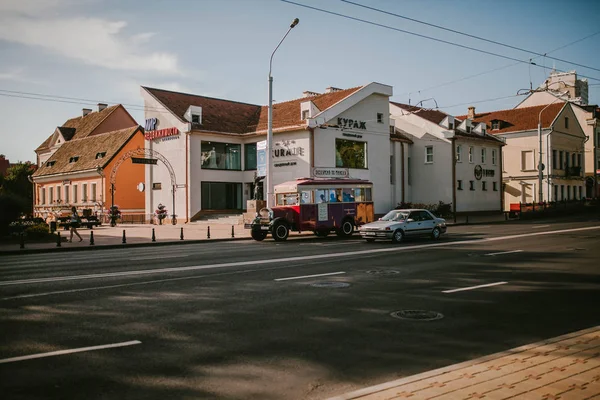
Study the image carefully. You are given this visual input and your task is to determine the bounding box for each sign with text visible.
[317,202,328,222]
[145,127,179,141]
[256,140,267,177]
[312,167,349,178]
[132,157,158,165]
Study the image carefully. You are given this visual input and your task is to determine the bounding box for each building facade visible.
[140,83,399,222]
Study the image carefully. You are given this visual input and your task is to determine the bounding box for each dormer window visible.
[95,152,106,159]
[302,110,309,120]
[491,120,502,130]
[192,114,200,124]
[69,156,79,163]
[46,160,56,167]
[448,122,454,130]
[466,126,472,133]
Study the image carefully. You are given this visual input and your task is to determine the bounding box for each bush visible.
[24,223,51,239]
[0,193,29,235]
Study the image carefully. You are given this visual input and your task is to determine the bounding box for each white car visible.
[360,209,447,243]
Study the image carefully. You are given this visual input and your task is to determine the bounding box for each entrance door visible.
[201,182,242,210]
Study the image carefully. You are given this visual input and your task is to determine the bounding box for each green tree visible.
[0,162,35,216]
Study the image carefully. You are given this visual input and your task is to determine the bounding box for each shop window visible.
[377,113,383,123]
[201,182,242,210]
[201,141,241,170]
[335,138,367,169]
[244,143,257,170]
[152,183,162,190]
[457,180,463,190]
[456,145,462,162]
[469,181,475,191]
[425,146,434,164]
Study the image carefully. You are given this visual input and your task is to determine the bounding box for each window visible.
[553,150,557,169]
[572,153,576,167]
[448,122,454,130]
[95,152,106,159]
[492,149,497,165]
[69,156,79,163]
[456,145,462,162]
[201,141,241,170]
[201,182,242,209]
[554,185,558,201]
[377,113,383,123]
[565,152,570,168]
[56,185,61,202]
[559,151,563,169]
[565,117,569,129]
[49,187,54,203]
[300,190,313,204]
[301,110,309,120]
[561,185,564,200]
[73,184,78,203]
[469,181,475,191]
[407,157,412,185]
[390,155,395,184]
[482,181,487,191]
[342,188,354,202]
[41,188,46,205]
[492,120,500,130]
[469,146,474,163]
[493,182,498,191]
[457,180,463,190]
[191,114,200,124]
[65,186,70,203]
[567,185,571,200]
[152,183,162,190]
[466,125,472,133]
[577,153,581,167]
[316,189,328,203]
[336,138,367,169]
[481,148,487,164]
[597,157,600,170]
[244,143,257,170]
[82,183,88,201]
[425,146,434,163]
[91,183,97,202]
[521,150,534,171]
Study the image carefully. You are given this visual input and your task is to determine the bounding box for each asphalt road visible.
[1,216,599,399]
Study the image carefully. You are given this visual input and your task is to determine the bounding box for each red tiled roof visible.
[143,86,363,134]
[390,102,449,125]
[456,103,565,134]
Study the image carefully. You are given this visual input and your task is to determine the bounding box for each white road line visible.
[274,271,345,281]
[129,255,189,261]
[443,281,508,294]
[0,340,141,364]
[2,225,599,287]
[484,250,524,256]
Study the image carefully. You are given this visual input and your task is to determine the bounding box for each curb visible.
[327,325,600,400]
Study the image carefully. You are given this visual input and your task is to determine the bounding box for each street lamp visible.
[266,17,299,208]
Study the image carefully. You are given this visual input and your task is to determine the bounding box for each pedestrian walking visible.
[69,206,83,242]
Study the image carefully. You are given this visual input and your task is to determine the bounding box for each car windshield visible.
[380,210,408,221]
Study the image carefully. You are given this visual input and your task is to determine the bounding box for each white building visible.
[140,83,397,222]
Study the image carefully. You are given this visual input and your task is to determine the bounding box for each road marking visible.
[274,271,346,281]
[443,281,508,293]
[532,225,550,228]
[2,225,599,287]
[0,340,141,364]
[129,255,189,261]
[484,250,524,256]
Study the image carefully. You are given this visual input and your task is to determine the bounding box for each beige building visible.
[460,103,587,209]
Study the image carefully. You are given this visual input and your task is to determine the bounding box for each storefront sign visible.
[274,140,304,158]
[145,127,179,141]
[132,157,158,165]
[318,202,328,221]
[474,165,495,180]
[343,132,363,139]
[312,167,349,178]
[145,118,158,131]
[274,161,297,167]
[256,140,266,177]
[62,180,71,185]
[338,117,366,130]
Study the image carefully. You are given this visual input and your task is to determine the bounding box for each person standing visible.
[69,206,83,242]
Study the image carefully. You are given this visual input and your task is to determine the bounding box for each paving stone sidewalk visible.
[329,326,600,400]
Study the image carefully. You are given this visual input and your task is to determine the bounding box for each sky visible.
[1,0,599,163]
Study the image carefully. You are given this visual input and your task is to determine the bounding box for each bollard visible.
[152,228,156,242]
[90,224,93,231]
[90,231,95,245]
[57,231,62,247]
[122,229,127,244]
[180,227,184,240]
[20,232,25,249]
[231,225,235,238]
[207,226,211,239]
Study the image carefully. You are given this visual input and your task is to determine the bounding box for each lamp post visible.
[267,17,299,208]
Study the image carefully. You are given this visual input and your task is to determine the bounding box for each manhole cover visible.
[390,310,444,321]
[365,270,401,275]
[310,282,350,288]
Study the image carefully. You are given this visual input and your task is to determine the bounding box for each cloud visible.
[0,2,181,75]
[0,68,49,85]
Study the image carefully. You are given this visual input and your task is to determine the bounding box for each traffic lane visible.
[2,224,599,301]
[1,234,599,399]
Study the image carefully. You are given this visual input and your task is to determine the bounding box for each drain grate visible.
[310,282,350,288]
[390,310,444,321]
[365,270,401,275]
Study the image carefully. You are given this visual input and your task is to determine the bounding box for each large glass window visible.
[201,182,242,209]
[245,143,257,170]
[201,141,241,170]
[353,187,372,202]
[316,189,328,203]
[335,138,367,169]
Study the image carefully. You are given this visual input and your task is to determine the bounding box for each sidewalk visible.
[329,325,600,400]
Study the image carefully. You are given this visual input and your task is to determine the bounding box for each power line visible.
[280,0,600,83]
[341,0,600,74]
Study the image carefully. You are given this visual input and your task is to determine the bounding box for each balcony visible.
[565,166,582,178]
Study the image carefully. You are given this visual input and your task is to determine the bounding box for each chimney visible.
[98,103,108,112]
[325,87,342,94]
[82,108,92,116]
[467,106,476,119]
[303,91,320,98]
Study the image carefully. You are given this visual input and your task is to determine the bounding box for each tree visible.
[0,162,35,216]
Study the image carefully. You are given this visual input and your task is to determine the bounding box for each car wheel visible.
[336,219,354,237]
[366,238,375,243]
[314,229,329,237]
[272,221,289,242]
[391,229,404,244]
[251,230,267,241]
[431,227,441,240]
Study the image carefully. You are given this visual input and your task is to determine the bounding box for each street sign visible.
[256,140,267,178]
[131,157,158,165]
